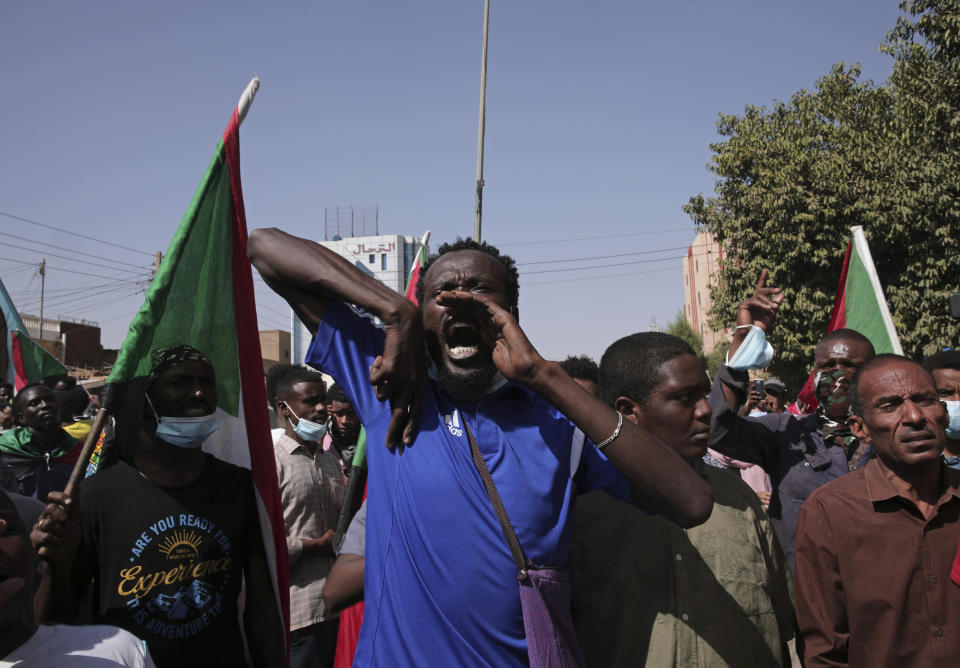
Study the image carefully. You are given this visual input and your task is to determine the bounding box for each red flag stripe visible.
[222,111,292,645]
[10,331,28,391]
[795,238,853,411]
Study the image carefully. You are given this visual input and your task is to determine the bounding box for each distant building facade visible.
[290,233,428,366]
[19,314,103,369]
[682,230,729,355]
[260,330,292,375]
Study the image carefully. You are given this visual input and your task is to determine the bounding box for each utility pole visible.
[474,0,491,242]
[155,251,162,275]
[39,259,46,342]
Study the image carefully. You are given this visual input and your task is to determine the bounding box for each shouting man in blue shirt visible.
[249,230,713,666]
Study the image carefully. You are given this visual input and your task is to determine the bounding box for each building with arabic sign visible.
[289,233,428,365]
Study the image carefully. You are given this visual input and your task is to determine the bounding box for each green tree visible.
[664,310,704,358]
[685,0,960,388]
[704,340,730,381]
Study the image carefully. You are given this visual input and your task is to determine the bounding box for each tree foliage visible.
[686,0,960,389]
[665,310,704,358]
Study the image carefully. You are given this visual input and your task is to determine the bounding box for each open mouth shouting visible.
[442,317,489,367]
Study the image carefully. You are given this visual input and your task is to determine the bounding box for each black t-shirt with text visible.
[74,454,262,668]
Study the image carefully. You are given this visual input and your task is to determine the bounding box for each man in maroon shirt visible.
[795,354,958,667]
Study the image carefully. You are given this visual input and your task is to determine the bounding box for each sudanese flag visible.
[102,82,290,642]
[796,226,903,410]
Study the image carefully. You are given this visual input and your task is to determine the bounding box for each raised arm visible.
[248,228,425,446]
[438,291,714,528]
[720,270,785,412]
[707,366,780,471]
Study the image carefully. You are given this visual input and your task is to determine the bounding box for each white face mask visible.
[283,402,328,442]
[146,395,221,449]
[726,325,775,371]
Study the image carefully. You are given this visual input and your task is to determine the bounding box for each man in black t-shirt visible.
[30,346,284,668]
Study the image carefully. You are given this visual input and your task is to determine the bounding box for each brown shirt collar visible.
[863,456,960,508]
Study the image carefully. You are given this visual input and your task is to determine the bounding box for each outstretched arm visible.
[437,291,714,527]
[248,228,425,447]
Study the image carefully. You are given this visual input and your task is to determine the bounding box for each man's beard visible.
[435,358,498,402]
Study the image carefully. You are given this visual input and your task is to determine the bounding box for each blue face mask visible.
[726,325,775,371]
[284,402,328,442]
[147,396,221,449]
[946,401,960,440]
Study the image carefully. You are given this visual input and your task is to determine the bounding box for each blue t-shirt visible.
[306,300,630,666]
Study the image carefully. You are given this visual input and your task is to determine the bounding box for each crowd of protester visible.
[0,228,956,667]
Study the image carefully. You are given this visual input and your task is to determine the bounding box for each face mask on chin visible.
[146,395,221,449]
[283,402,328,442]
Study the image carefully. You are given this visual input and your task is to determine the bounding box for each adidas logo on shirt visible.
[442,410,463,437]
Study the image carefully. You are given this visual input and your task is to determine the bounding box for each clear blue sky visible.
[1,1,903,363]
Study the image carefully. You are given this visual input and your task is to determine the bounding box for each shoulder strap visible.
[463,421,529,579]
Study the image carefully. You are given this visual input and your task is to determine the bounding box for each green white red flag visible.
[0,276,69,390]
[10,329,69,391]
[796,226,902,409]
[103,80,289,638]
[404,231,431,305]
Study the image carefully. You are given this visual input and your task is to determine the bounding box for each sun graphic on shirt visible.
[158,531,203,560]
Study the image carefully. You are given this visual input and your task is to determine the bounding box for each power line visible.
[21,282,144,314]
[58,287,146,316]
[15,277,141,309]
[517,245,691,266]
[0,240,151,276]
[0,255,153,282]
[496,226,692,247]
[521,251,718,276]
[0,210,155,257]
[257,315,289,331]
[256,302,291,320]
[0,231,151,270]
[14,280,105,299]
[521,265,676,287]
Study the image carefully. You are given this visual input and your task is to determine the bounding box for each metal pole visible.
[474,0,490,242]
[39,259,45,341]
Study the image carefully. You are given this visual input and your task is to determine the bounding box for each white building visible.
[290,233,428,365]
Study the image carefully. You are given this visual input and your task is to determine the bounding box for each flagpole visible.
[64,408,110,497]
[473,0,490,242]
[237,77,261,126]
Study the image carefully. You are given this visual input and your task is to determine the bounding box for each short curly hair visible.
[599,333,696,408]
[559,355,599,384]
[265,364,326,406]
[415,237,520,308]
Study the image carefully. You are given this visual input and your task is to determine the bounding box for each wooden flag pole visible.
[64,407,109,497]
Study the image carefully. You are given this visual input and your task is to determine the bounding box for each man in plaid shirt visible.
[267,364,345,668]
